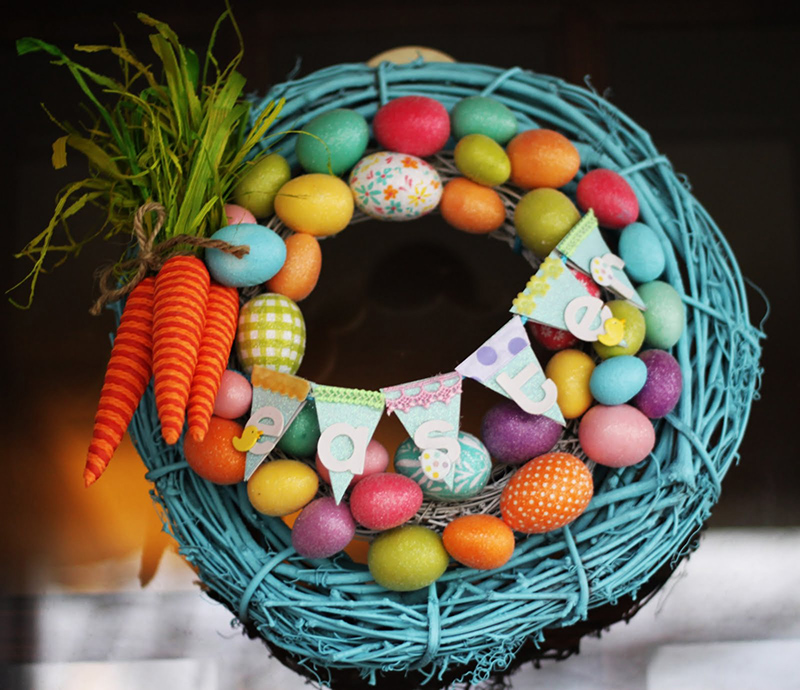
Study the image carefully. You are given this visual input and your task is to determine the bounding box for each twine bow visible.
[90,201,250,315]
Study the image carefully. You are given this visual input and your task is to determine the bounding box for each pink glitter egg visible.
[578,404,655,467]
[223,203,257,226]
[372,96,450,157]
[576,169,639,230]
[213,370,253,419]
[349,473,423,531]
[316,439,390,486]
[291,497,356,559]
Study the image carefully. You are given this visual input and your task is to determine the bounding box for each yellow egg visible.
[247,460,319,516]
[592,301,647,360]
[544,349,595,419]
[274,174,354,237]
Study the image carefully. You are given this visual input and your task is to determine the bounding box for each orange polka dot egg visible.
[500,452,593,534]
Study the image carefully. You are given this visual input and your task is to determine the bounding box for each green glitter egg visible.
[593,300,647,359]
[295,109,369,176]
[277,399,320,458]
[368,525,449,591]
[638,280,685,349]
[450,96,518,144]
[454,133,511,187]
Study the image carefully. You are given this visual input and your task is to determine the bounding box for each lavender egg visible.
[481,400,563,465]
[633,349,683,418]
[291,497,356,559]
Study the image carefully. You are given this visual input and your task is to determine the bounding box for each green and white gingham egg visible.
[394,431,491,501]
[236,293,306,375]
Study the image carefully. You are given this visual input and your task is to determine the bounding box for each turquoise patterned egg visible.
[349,151,442,221]
[394,431,491,501]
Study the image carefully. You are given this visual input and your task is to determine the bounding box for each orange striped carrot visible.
[186,283,239,442]
[84,277,155,487]
[152,256,210,444]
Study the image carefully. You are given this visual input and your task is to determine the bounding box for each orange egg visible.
[442,514,515,570]
[183,416,246,485]
[500,452,593,533]
[266,232,322,301]
[507,129,580,189]
[439,177,507,234]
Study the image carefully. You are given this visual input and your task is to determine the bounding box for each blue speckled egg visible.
[206,224,286,288]
[394,431,491,501]
[589,355,648,406]
[618,222,665,284]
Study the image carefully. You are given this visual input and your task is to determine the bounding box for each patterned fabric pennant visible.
[557,210,645,309]
[240,367,310,480]
[382,372,463,489]
[457,317,565,426]
[313,385,386,504]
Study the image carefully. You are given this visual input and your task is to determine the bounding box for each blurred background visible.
[2,1,798,688]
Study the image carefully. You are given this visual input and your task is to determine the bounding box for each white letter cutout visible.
[590,253,634,299]
[496,362,559,415]
[317,422,370,475]
[244,405,285,456]
[414,419,461,483]
[565,295,614,342]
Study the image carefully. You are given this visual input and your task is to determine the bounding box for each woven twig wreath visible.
[129,60,764,686]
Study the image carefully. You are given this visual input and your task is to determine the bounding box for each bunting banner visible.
[556,210,645,310]
[313,385,386,504]
[238,367,310,480]
[456,316,565,426]
[382,372,463,489]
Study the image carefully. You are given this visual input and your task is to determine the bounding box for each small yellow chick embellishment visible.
[597,318,626,347]
[232,425,264,452]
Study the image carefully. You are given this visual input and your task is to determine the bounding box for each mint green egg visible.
[295,109,369,176]
[451,96,518,144]
[454,134,511,187]
[276,399,320,458]
[368,526,449,591]
[638,280,685,349]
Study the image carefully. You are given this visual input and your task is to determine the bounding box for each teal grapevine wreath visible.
[130,60,765,685]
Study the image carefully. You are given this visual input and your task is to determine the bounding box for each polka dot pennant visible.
[500,452,593,534]
[456,316,531,384]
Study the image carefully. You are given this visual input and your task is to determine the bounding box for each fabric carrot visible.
[187,283,239,442]
[84,277,155,487]
[152,255,210,444]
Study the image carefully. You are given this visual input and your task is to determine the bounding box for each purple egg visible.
[481,400,563,465]
[291,497,356,559]
[633,350,683,419]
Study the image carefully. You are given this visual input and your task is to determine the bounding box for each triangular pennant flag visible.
[382,372,462,489]
[239,367,310,480]
[313,385,386,504]
[557,210,645,309]
[456,317,565,426]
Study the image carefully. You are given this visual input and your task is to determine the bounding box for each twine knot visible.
[90,201,249,315]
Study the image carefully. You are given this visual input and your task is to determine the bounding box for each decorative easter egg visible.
[528,270,600,349]
[213,370,252,419]
[368,525,450,591]
[236,294,306,375]
[394,431,492,501]
[507,129,580,189]
[223,204,257,226]
[205,224,286,288]
[450,96,518,144]
[276,399,320,458]
[589,355,648,406]
[247,459,319,516]
[544,349,595,419]
[500,452,593,533]
[593,300,647,359]
[233,153,291,218]
[576,169,639,230]
[274,174,354,236]
[453,133,511,187]
[442,515,515,570]
[578,404,655,467]
[618,223,665,283]
[266,233,322,302]
[634,349,683,418]
[638,281,685,349]
[514,188,581,258]
[295,108,370,176]
[439,178,506,234]
[316,439,390,486]
[183,416,246,485]
[349,473,423,531]
[349,152,442,220]
[372,96,450,157]
[291,497,356,559]
[481,400,563,465]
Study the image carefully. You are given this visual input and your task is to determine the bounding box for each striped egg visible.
[235,294,306,375]
[394,431,491,501]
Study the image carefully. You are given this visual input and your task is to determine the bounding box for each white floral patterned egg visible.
[349,151,442,220]
[394,431,492,501]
